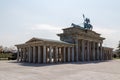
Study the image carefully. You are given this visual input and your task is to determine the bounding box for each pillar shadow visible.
[71,60,111,65]
[8,60,112,67]
[8,60,71,67]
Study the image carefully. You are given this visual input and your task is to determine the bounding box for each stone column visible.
[20,48,23,62]
[82,40,84,61]
[93,42,95,61]
[75,39,79,62]
[63,47,66,62]
[28,46,32,63]
[110,50,112,60]
[55,47,58,63]
[53,47,55,63]
[33,46,36,63]
[25,48,27,62]
[57,47,59,62]
[38,46,41,63]
[100,42,103,60]
[26,47,29,62]
[68,47,70,62]
[109,50,111,60]
[43,46,46,63]
[20,49,23,62]
[17,48,20,62]
[87,41,90,61]
[72,46,74,62]
[23,48,26,62]
[108,50,110,60]
[46,47,48,63]
[97,43,99,60]
[89,42,91,61]
[107,51,108,60]
[50,46,52,63]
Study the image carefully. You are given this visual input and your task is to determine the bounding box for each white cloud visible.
[31,24,63,31]
[26,24,65,40]
[0,34,20,47]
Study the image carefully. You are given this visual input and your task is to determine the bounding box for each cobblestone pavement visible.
[0,60,120,80]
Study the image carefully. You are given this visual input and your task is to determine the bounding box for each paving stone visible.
[0,60,120,80]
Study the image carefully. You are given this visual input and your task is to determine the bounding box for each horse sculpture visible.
[71,14,93,30]
[83,17,93,30]
[84,22,93,30]
[71,23,81,27]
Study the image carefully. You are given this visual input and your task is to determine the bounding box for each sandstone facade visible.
[15,26,113,63]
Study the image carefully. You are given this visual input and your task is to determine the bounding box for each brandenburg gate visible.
[15,16,113,63]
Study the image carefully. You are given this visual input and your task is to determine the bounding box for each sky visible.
[0,0,120,50]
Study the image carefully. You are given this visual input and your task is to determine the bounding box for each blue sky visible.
[0,0,120,49]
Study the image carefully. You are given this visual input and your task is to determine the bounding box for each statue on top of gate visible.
[71,14,93,30]
[83,14,93,30]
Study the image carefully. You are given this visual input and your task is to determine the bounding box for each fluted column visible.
[53,47,55,63]
[75,39,79,61]
[17,48,20,62]
[108,50,110,60]
[25,48,28,62]
[72,46,74,62]
[43,46,46,63]
[89,42,91,61]
[107,51,108,60]
[33,46,36,63]
[20,48,23,62]
[38,46,41,63]
[50,46,52,63]
[28,46,32,63]
[93,42,95,61]
[20,49,23,62]
[26,47,29,62]
[97,43,99,60]
[68,47,70,62]
[23,48,26,62]
[63,47,66,62]
[87,41,90,61]
[110,50,112,60]
[100,42,103,60]
[82,40,84,61]
[55,47,58,63]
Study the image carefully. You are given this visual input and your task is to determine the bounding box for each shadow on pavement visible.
[8,60,111,67]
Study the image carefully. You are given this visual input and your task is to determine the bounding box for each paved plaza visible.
[0,60,120,80]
